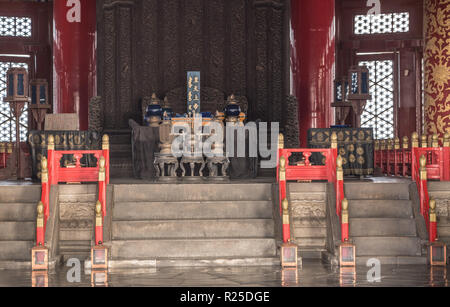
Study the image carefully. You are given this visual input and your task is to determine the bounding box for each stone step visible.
[294,237,326,247]
[58,184,98,195]
[298,247,326,259]
[0,203,36,221]
[437,225,450,238]
[113,184,273,202]
[111,238,277,259]
[288,183,327,193]
[293,226,327,238]
[348,200,413,218]
[289,192,326,202]
[0,222,35,240]
[344,183,410,200]
[352,237,421,257]
[112,219,274,240]
[0,186,41,203]
[0,241,33,261]
[350,218,416,237]
[356,256,427,265]
[60,229,93,241]
[113,201,273,220]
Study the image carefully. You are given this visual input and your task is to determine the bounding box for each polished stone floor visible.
[0,260,448,287]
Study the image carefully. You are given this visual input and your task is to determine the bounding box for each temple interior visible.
[0,0,449,289]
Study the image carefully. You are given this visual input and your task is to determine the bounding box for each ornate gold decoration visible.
[7,143,13,154]
[444,133,450,147]
[331,132,338,149]
[394,138,400,150]
[279,156,286,181]
[95,201,103,227]
[347,144,355,152]
[430,198,437,223]
[37,202,44,228]
[98,157,106,182]
[47,135,55,150]
[341,198,349,224]
[432,134,439,147]
[349,154,356,163]
[412,132,419,148]
[420,155,428,180]
[356,147,364,156]
[0,143,4,154]
[41,157,48,183]
[282,198,290,225]
[339,148,346,156]
[424,0,450,137]
[403,136,409,149]
[102,134,110,150]
[337,155,344,181]
[278,133,284,150]
[421,135,428,148]
[357,156,365,165]
[374,140,380,151]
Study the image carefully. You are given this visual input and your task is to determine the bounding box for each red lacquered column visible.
[53,0,97,130]
[290,0,335,147]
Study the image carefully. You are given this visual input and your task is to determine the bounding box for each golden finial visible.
[98,157,106,182]
[444,133,450,147]
[420,155,427,169]
[95,201,103,228]
[102,134,109,150]
[279,156,286,181]
[282,199,290,226]
[48,135,55,150]
[387,139,393,150]
[41,157,48,183]
[337,155,343,168]
[331,132,338,149]
[394,137,400,150]
[402,136,409,149]
[411,132,419,148]
[337,155,344,181]
[432,134,439,148]
[37,201,44,228]
[7,143,13,154]
[421,135,427,148]
[430,198,436,223]
[380,140,386,150]
[278,133,284,150]
[0,143,5,154]
[374,140,380,151]
[342,198,349,211]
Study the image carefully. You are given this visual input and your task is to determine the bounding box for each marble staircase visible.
[0,185,40,269]
[345,182,427,265]
[108,183,279,268]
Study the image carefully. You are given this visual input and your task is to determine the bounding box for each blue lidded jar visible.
[224,104,241,117]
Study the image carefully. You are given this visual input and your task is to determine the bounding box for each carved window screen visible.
[354,12,409,35]
[0,62,29,142]
[0,16,32,37]
[358,60,395,140]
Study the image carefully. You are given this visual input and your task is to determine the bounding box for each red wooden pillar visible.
[53,0,97,130]
[290,0,335,147]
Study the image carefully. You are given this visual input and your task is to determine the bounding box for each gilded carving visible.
[424,0,450,137]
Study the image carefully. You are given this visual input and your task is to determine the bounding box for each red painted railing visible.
[36,135,110,248]
[277,133,344,243]
[374,133,450,243]
[0,143,13,169]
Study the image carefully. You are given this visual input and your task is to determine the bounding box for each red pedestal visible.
[53,0,97,131]
[290,0,335,147]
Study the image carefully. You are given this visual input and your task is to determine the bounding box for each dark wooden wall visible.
[97,0,290,130]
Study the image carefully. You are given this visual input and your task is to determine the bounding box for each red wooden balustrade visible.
[374,132,450,243]
[0,143,12,169]
[277,133,342,244]
[36,135,110,248]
